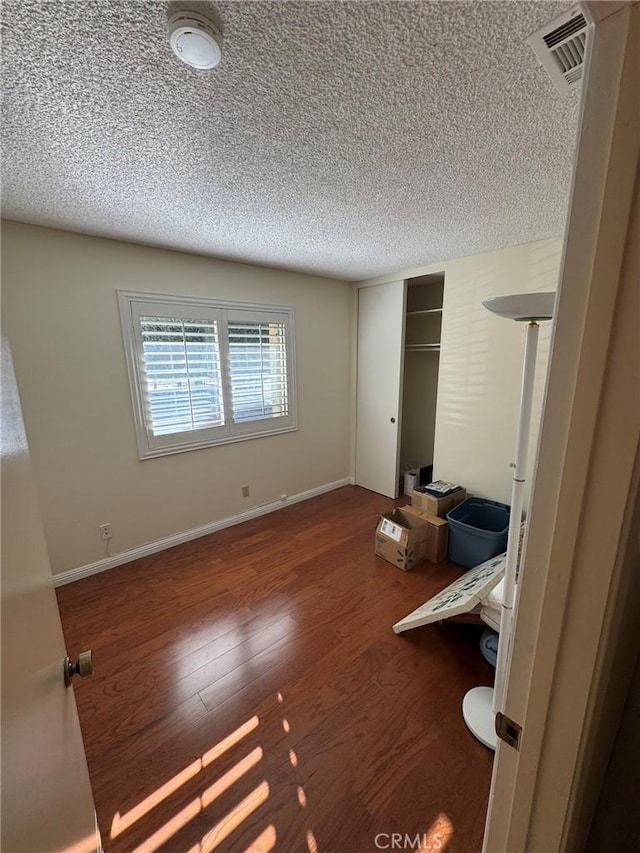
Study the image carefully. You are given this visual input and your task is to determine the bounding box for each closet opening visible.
[400,272,444,495]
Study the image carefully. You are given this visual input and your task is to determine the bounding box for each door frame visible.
[484,2,640,850]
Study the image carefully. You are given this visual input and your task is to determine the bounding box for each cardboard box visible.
[375,506,448,570]
[404,505,449,563]
[411,487,466,518]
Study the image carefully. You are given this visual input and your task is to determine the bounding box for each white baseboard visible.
[52,477,354,587]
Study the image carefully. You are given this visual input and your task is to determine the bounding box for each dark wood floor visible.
[57,486,494,853]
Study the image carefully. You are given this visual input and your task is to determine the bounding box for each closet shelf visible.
[406,308,443,316]
[405,343,440,352]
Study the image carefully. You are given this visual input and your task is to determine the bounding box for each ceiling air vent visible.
[527,4,592,94]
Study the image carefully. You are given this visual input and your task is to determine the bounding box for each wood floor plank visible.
[56,486,493,853]
[76,613,300,739]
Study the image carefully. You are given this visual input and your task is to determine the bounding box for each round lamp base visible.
[462,686,497,750]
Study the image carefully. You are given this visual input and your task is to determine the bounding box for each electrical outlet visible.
[241,484,250,498]
[99,523,113,541]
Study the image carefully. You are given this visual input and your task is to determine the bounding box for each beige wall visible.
[2,221,562,576]
[400,351,439,471]
[1,221,352,575]
[356,237,562,505]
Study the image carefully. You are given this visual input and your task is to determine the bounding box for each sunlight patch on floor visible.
[111,692,318,853]
[132,798,201,853]
[418,812,454,853]
[202,715,260,768]
[201,747,263,808]
[111,758,202,838]
[241,824,277,853]
[111,714,260,840]
[187,781,270,853]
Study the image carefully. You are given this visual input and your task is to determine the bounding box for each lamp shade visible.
[482,292,555,321]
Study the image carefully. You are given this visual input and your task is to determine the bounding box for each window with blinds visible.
[140,317,224,436]
[228,320,289,424]
[118,291,296,459]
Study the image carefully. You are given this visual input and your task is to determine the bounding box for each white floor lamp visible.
[462,291,556,751]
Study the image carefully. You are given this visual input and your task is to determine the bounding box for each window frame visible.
[118,290,297,460]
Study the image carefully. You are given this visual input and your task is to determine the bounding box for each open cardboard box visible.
[375,505,448,571]
[411,487,466,518]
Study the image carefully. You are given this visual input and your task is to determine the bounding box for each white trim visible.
[52,477,353,587]
[132,424,299,460]
[117,290,298,459]
[117,290,296,315]
[484,4,640,851]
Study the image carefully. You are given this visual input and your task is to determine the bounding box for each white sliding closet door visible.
[355,280,406,498]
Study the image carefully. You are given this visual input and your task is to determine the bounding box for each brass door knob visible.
[64,650,93,686]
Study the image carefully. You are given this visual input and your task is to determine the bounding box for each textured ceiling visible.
[1,1,579,280]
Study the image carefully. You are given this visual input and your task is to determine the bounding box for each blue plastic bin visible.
[446,497,510,569]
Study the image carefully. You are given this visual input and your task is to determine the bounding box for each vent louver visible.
[527,4,591,94]
[543,14,586,48]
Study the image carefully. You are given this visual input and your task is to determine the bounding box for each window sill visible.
[138,423,299,460]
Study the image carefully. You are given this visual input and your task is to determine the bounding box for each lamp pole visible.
[492,320,538,712]
[462,291,554,751]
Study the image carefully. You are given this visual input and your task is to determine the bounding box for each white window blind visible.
[140,317,224,435]
[119,291,296,459]
[228,319,289,424]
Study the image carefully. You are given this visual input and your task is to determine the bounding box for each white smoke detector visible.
[168,12,222,70]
